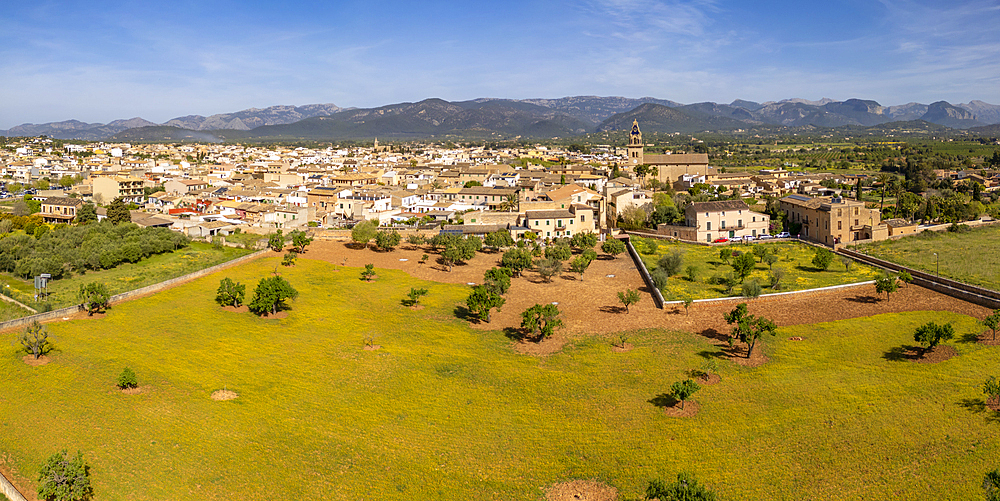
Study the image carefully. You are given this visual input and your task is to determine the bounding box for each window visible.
[738,219,742,227]
[546,220,550,225]
[838,221,842,230]
[706,222,711,230]
[581,215,586,222]
[721,221,726,229]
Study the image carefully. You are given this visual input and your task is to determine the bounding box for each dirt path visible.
[306,240,993,341]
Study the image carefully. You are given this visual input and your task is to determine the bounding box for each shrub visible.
[741,278,762,300]
[685,265,698,282]
[812,248,834,270]
[78,282,110,315]
[650,268,669,290]
[247,276,298,315]
[117,367,138,389]
[601,238,626,257]
[360,264,376,282]
[544,243,572,261]
[670,379,701,409]
[645,472,717,501]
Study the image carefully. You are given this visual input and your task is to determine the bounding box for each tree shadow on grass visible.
[648,393,679,409]
[882,345,924,362]
[598,305,626,314]
[697,328,729,343]
[453,305,473,322]
[957,331,984,344]
[696,349,727,360]
[503,327,525,341]
[957,398,1000,424]
[845,295,881,304]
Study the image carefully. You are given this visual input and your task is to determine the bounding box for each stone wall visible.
[0,471,27,501]
[623,237,664,309]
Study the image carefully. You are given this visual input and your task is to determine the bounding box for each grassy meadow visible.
[1,256,998,500]
[634,239,881,300]
[854,225,1000,291]
[0,242,253,313]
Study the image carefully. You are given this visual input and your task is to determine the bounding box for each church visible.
[625,120,711,185]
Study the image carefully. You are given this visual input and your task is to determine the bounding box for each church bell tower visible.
[627,119,643,165]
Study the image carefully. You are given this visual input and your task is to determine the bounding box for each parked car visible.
[742,235,756,242]
[776,232,791,239]
[757,234,773,240]
[712,237,729,243]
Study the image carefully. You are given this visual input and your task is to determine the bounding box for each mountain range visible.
[2,97,999,142]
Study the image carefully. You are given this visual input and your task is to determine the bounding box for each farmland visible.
[2,255,997,500]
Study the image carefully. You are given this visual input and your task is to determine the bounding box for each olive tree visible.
[521,303,563,341]
[617,288,640,313]
[350,220,378,249]
[982,310,1000,341]
[724,302,777,358]
[913,321,954,356]
[215,278,246,307]
[875,274,899,301]
[601,238,626,258]
[18,320,51,360]
[37,450,92,501]
[670,379,701,409]
[466,285,505,323]
[78,282,110,315]
[247,276,298,316]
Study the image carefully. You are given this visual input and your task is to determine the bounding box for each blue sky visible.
[2,0,999,129]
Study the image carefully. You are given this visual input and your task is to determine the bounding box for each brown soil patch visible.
[987,398,1000,412]
[512,334,567,356]
[408,304,425,311]
[119,385,150,395]
[258,311,288,319]
[788,336,805,341]
[545,480,619,501]
[305,240,993,341]
[611,342,633,353]
[698,373,722,385]
[904,345,958,363]
[211,390,238,401]
[976,331,1000,346]
[22,355,51,366]
[663,400,700,417]
[363,344,382,351]
[221,305,249,313]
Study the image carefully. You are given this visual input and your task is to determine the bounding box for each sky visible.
[2,0,999,129]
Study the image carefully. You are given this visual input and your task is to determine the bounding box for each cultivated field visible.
[853,225,1000,291]
[0,242,253,313]
[635,239,880,300]
[2,252,997,500]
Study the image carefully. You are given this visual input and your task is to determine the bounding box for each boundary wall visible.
[0,471,27,501]
[623,236,665,309]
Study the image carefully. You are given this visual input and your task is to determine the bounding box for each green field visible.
[0,242,253,313]
[853,225,1000,292]
[635,239,880,300]
[1,256,997,500]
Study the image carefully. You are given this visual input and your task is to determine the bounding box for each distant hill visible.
[920,101,984,129]
[111,126,223,143]
[9,96,1000,141]
[597,103,750,134]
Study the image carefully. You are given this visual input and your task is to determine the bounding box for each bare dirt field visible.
[306,240,994,343]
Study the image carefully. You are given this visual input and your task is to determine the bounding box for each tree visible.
[731,252,756,283]
[215,278,246,307]
[75,203,97,224]
[986,468,1000,501]
[351,220,378,249]
[18,320,51,360]
[467,285,505,323]
[719,247,733,265]
[724,302,777,358]
[37,450,92,501]
[247,276,298,316]
[682,297,693,315]
[741,278,762,300]
[441,238,478,272]
[78,282,110,315]
[483,267,512,295]
[117,367,138,389]
[360,263,376,282]
[618,288,640,313]
[812,248,834,271]
[501,247,533,277]
[106,197,131,225]
[913,321,954,356]
[658,250,684,276]
[763,252,778,270]
[268,229,284,252]
[752,245,769,263]
[570,231,598,250]
[374,229,401,251]
[840,256,852,271]
[569,255,592,280]
[982,376,1000,408]
[645,472,717,501]
[405,287,428,306]
[544,243,572,261]
[484,230,514,250]
[281,251,297,266]
[670,379,701,409]
[601,238,626,258]
[520,304,563,340]
[875,274,899,301]
[535,257,562,282]
[289,229,313,253]
[983,310,1000,341]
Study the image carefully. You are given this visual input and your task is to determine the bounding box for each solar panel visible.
[787,194,812,202]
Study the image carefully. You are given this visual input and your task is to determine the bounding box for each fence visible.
[836,248,1000,309]
[623,236,665,309]
[0,248,271,333]
[0,470,27,501]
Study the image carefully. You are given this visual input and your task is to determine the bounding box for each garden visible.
[2,255,998,500]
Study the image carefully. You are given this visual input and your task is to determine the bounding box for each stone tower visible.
[626,119,643,165]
